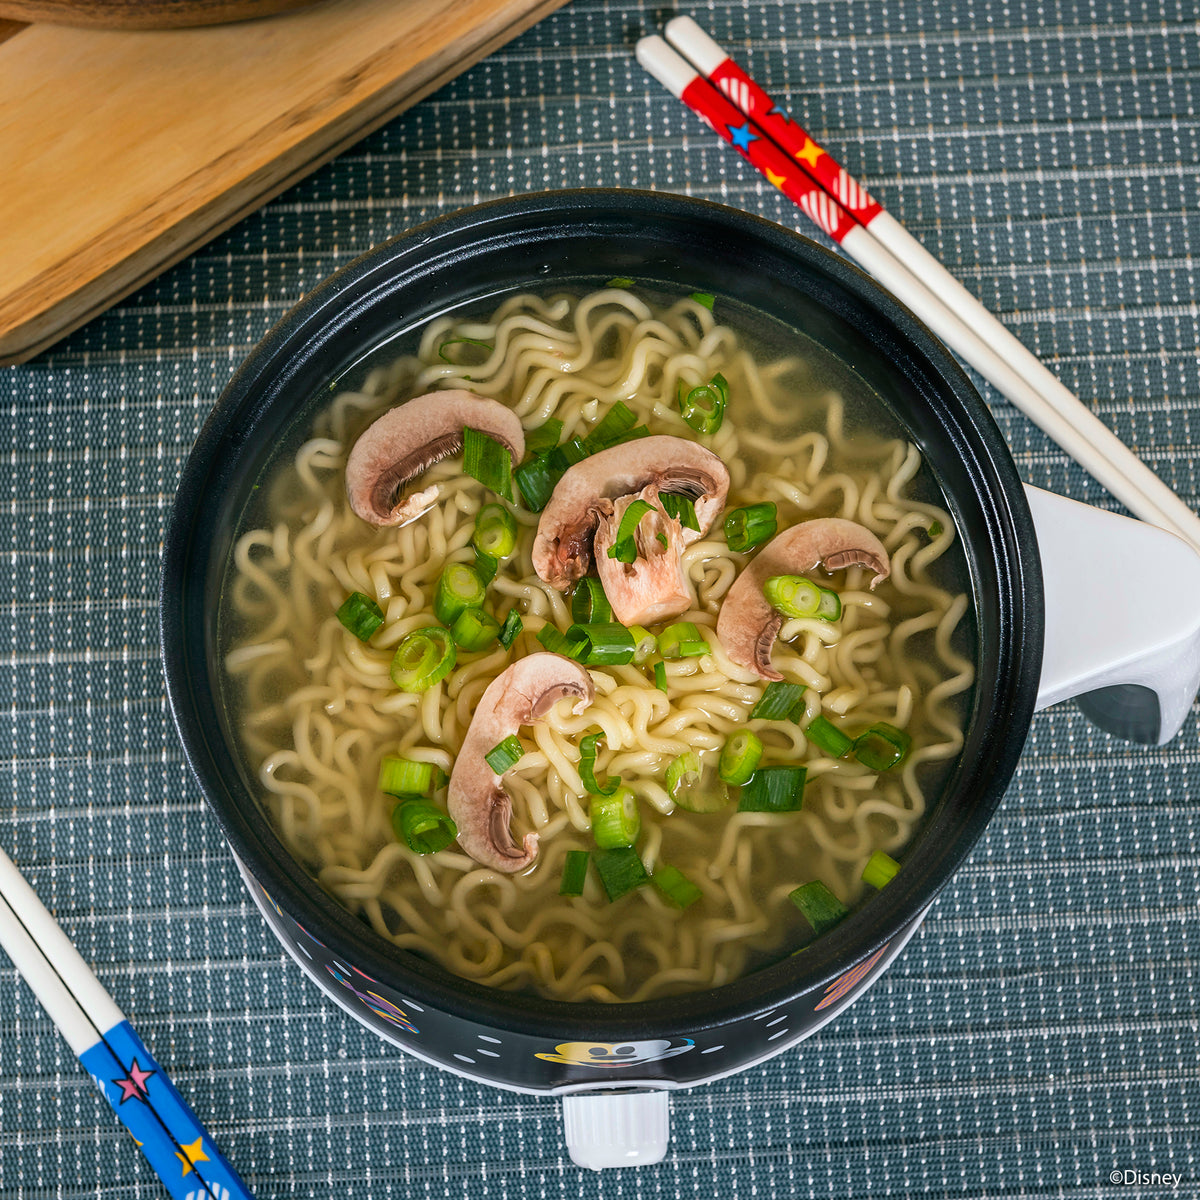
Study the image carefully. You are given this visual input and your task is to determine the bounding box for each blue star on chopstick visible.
[728,122,757,151]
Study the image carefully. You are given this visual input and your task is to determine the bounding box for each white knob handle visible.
[561,1089,670,1170]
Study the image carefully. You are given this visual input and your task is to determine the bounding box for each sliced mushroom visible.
[593,486,692,626]
[532,435,730,590]
[345,390,525,526]
[716,518,890,680]
[448,653,594,873]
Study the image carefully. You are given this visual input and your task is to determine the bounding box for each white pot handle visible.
[560,1089,670,1170]
[1029,485,1200,744]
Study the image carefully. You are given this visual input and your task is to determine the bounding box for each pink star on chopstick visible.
[112,1059,155,1104]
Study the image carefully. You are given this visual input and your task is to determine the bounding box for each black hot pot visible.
[161,190,1200,1169]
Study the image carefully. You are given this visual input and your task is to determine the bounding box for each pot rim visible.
[161,187,1043,1040]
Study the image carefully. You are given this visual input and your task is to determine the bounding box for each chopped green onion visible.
[656,532,668,549]
[610,425,650,445]
[666,750,699,794]
[593,846,649,901]
[437,335,491,364]
[738,765,807,812]
[497,609,523,649]
[658,622,708,659]
[536,624,587,660]
[718,730,764,785]
[549,436,592,472]
[473,551,498,584]
[451,607,500,651]
[853,723,913,771]
[652,864,703,909]
[515,456,558,511]
[928,519,944,538]
[816,587,842,622]
[472,502,518,560]
[666,751,729,813]
[688,292,715,310]
[658,491,700,532]
[434,562,486,627]
[788,880,849,934]
[749,680,807,722]
[392,800,458,855]
[628,625,657,664]
[653,661,668,693]
[724,502,777,553]
[862,850,901,890]
[764,575,823,619]
[806,714,854,758]
[336,591,384,642]
[378,756,445,798]
[677,372,728,435]
[567,622,636,666]
[484,735,524,775]
[590,786,641,849]
[559,849,590,896]
[463,427,514,501]
[390,627,456,693]
[586,401,638,449]
[606,277,635,289]
[606,499,656,564]
[525,418,563,456]
[571,577,613,625]
[579,729,619,796]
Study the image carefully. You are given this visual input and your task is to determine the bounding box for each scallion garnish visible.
[590,786,641,849]
[718,730,764,785]
[688,292,715,310]
[514,456,558,511]
[549,436,592,472]
[805,714,854,758]
[473,502,518,561]
[677,372,728,434]
[738,765,807,812]
[389,627,456,693]
[593,846,649,901]
[378,756,445,798]
[484,735,524,775]
[748,680,807,721]
[450,607,500,651]
[606,499,655,564]
[526,418,563,457]
[853,723,912,771]
[536,624,588,660]
[627,625,657,664]
[789,880,849,934]
[928,519,944,538]
[497,609,523,649]
[651,864,703,909]
[724,502,777,553]
[653,661,668,693]
[862,850,901,890]
[336,591,384,642]
[658,622,708,659]
[433,562,487,627]
[666,751,729,812]
[567,622,636,666]
[571,577,613,625]
[763,575,823,619]
[658,491,700,532]
[559,849,590,896]
[579,729,620,796]
[586,401,638,449]
[437,336,492,364]
[606,277,635,289]
[392,800,458,855]
[463,426,514,501]
[473,551,498,584]
[666,751,699,795]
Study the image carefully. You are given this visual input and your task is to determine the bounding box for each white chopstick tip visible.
[663,16,727,75]
[636,35,696,99]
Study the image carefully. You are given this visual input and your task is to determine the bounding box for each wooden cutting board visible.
[0,0,567,364]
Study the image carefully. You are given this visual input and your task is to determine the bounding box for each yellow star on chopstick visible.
[765,168,788,190]
[175,1138,210,1177]
[795,137,825,167]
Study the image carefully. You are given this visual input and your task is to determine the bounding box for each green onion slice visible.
[450,607,500,651]
[606,277,635,289]
[497,609,523,649]
[378,756,445,798]
[392,800,458,855]
[606,499,655,564]
[688,292,715,310]
[336,591,384,642]
[473,551,498,585]
[718,730,764,785]
[667,751,729,813]
[853,723,913,771]
[862,850,901,890]
[437,336,492,364]
[484,735,524,775]
[567,622,636,666]
[571,577,613,625]
[559,849,590,896]
[526,418,564,457]
[390,627,456,693]
[463,427,514,501]
[738,765,807,812]
[677,372,728,434]
[789,880,849,934]
[653,661,668,694]
[764,575,823,619]
[658,622,708,660]
[816,587,842,622]
[593,846,649,901]
[805,714,854,758]
[590,786,641,849]
[434,561,487,627]
[515,456,559,512]
[724,502,777,553]
[535,624,588,660]
[549,437,591,472]
[658,491,700,532]
[627,625,657,664]
[579,730,620,796]
[749,680,807,722]
[587,401,638,450]
[652,864,703,908]
[928,519,944,538]
[472,502,518,561]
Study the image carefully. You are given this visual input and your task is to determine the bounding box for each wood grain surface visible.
[0,0,322,29]
[0,0,566,363]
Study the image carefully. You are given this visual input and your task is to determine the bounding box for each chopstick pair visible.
[0,843,254,1200]
[637,18,1200,556]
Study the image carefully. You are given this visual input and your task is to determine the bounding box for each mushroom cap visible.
[345,390,525,526]
[716,518,891,680]
[448,653,594,873]
[532,436,730,590]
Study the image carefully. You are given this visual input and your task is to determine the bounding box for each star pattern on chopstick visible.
[795,136,825,167]
[175,1136,211,1177]
[766,168,788,190]
[112,1058,155,1104]
[728,122,757,151]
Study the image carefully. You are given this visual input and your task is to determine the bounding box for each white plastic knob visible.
[561,1089,670,1170]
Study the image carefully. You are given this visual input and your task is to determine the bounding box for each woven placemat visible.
[2,0,1198,1195]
